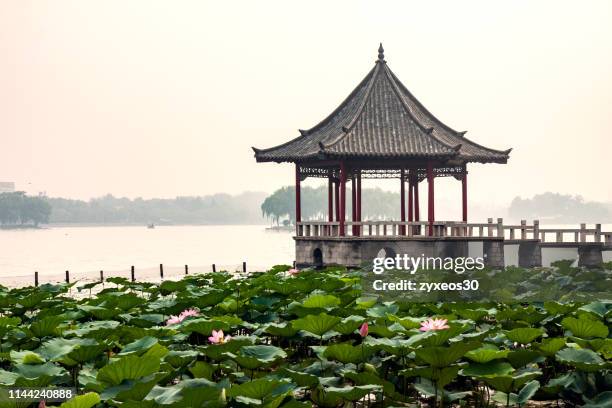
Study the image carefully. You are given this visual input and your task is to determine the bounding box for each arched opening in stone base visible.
[313,248,323,269]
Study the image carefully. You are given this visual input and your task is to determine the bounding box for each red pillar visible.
[356,171,362,236]
[339,162,347,236]
[295,164,301,225]
[351,175,356,235]
[408,177,414,222]
[414,181,420,221]
[462,171,468,222]
[328,174,333,222]
[400,169,406,235]
[427,162,434,236]
[334,179,340,221]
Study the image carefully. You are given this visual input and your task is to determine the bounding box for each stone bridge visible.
[295,219,612,269]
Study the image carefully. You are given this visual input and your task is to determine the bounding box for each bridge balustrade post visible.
[520,220,527,240]
[556,231,563,242]
[487,218,493,237]
[595,224,602,243]
[533,220,540,240]
[497,218,503,238]
[580,223,586,243]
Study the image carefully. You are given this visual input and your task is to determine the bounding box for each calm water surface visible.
[0,225,294,285]
[0,223,610,286]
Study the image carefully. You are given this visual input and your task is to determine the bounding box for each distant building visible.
[0,182,15,193]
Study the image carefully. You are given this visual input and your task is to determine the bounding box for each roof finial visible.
[377,43,385,62]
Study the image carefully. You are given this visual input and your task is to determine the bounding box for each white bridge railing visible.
[296,219,612,245]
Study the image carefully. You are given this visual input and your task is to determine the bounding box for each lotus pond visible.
[0,265,610,407]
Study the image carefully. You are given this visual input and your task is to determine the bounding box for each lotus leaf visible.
[291,313,340,337]
[415,342,479,367]
[228,378,293,403]
[302,294,340,309]
[556,348,609,372]
[119,336,159,356]
[97,354,161,386]
[323,343,369,364]
[561,316,609,339]
[10,350,45,365]
[464,345,509,363]
[402,364,463,387]
[482,370,542,393]
[59,392,101,408]
[505,327,544,344]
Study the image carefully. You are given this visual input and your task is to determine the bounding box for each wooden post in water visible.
[159,264,164,280]
[65,270,70,283]
[34,271,38,287]
[100,270,104,282]
[185,265,189,275]
[242,261,247,273]
[212,264,216,272]
[131,266,135,282]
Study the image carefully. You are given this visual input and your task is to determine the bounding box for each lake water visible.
[0,224,609,287]
[0,225,294,286]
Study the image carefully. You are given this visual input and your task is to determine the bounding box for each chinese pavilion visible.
[253,45,512,267]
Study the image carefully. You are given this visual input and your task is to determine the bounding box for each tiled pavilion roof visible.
[253,45,511,164]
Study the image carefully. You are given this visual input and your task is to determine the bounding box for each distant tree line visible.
[3,190,609,227]
[0,192,51,226]
[509,192,612,223]
[261,185,401,225]
[47,192,268,225]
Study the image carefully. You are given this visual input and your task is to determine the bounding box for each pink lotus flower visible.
[287,268,299,276]
[359,322,369,337]
[166,308,200,326]
[179,308,199,319]
[208,329,231,344]
[419,318,450,332]
[38,401,46,408]
[166,315,183,326]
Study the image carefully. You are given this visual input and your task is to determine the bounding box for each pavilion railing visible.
[296,220,506,238]
[296,219,612,245]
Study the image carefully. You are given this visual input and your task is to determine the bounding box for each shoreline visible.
[0,222,272,229]
[0,225,42,230]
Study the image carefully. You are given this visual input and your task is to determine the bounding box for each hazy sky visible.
[1,1,611,211]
